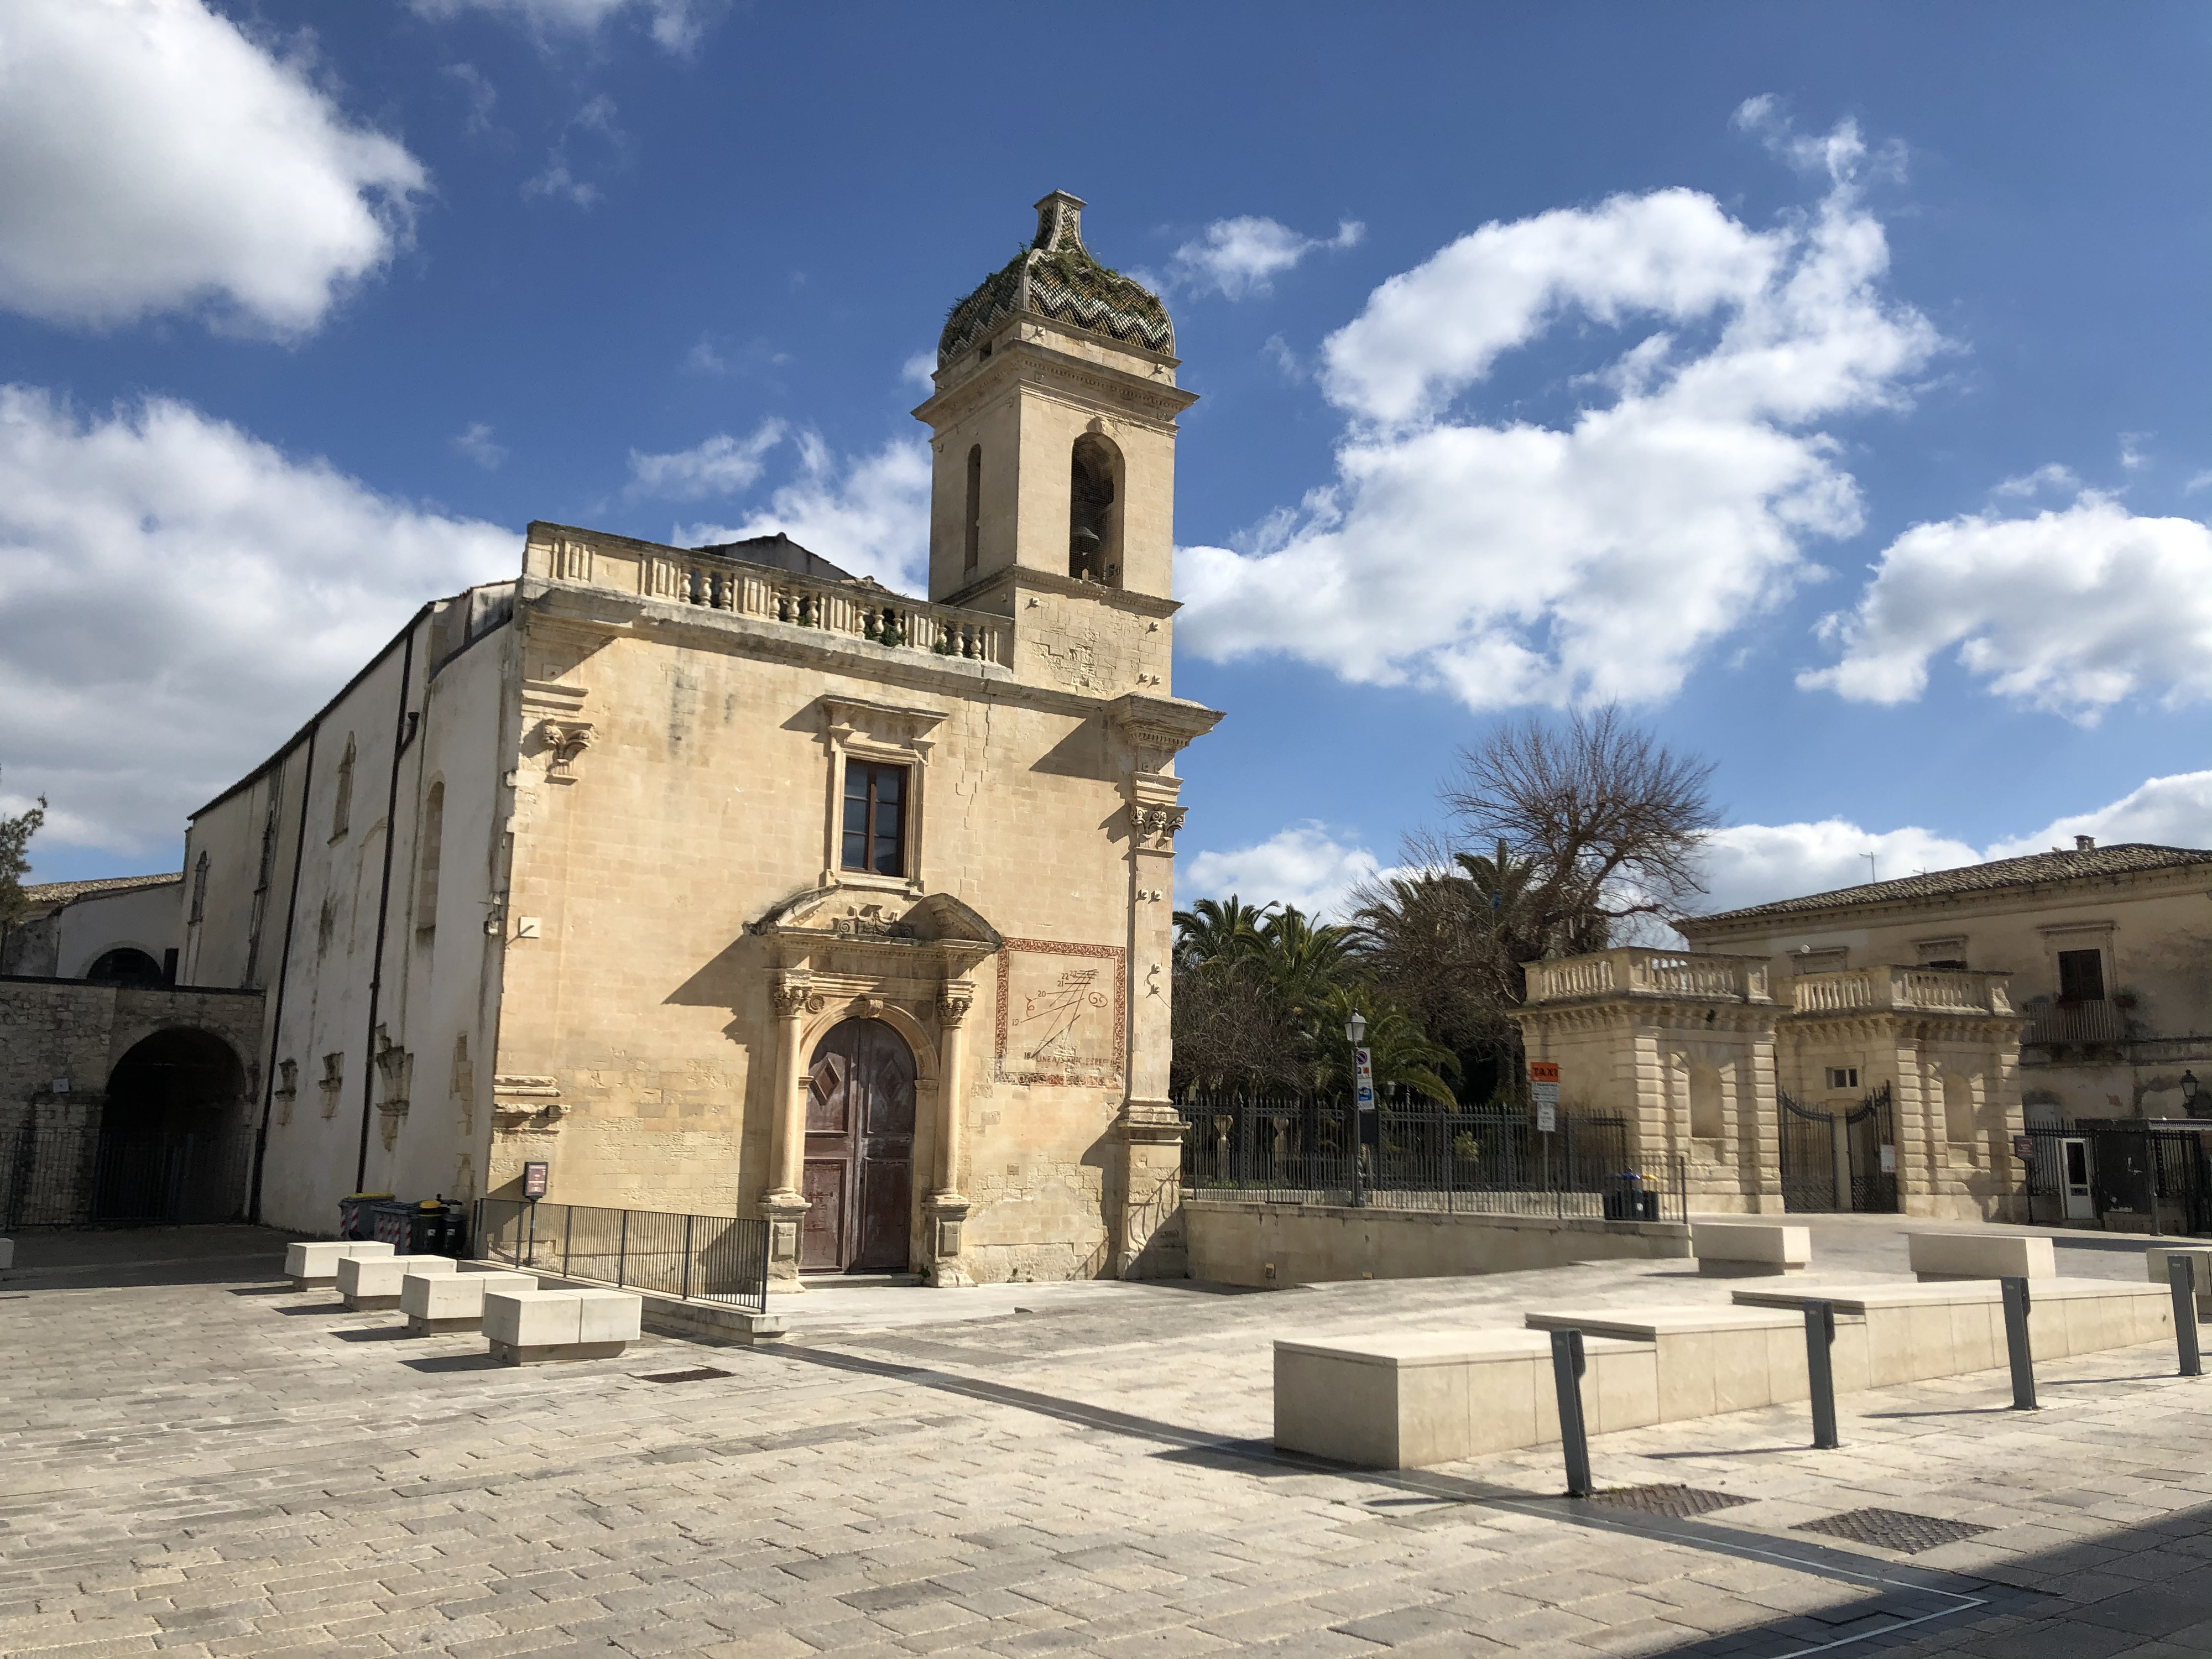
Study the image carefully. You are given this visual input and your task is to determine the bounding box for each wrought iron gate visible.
[1778,1084,1898,1213]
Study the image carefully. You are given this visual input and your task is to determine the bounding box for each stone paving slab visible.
[6,1224,2212,1657]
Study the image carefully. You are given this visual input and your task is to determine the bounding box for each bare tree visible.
[1442,706,1718,953]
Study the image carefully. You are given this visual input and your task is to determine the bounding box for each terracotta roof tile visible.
[1684,842,2212,928]
[17,872,182,911]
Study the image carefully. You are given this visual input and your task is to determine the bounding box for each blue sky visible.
[6,1,2212,925]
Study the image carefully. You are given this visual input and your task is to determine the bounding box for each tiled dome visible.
[937,192,1174,368]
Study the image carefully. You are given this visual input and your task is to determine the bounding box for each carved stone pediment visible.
[821,695,950,753]
[750,886,1001,950]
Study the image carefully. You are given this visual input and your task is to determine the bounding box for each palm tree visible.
[1172,895,1274,974]
[1307,985,1460,1104]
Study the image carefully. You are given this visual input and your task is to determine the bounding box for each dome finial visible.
[1032,190,1087,253]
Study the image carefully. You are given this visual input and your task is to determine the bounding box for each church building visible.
[180,192,1220,1286]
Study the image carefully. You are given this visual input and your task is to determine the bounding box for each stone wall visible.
[1182,1197,1690,1288]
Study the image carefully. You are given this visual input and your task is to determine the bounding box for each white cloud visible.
[452,422,508,469]
[1184,824,1388,921]
[628,421,785,500]
[522,95,624,209]
[1177,111,1941,711]
[1799,492,2212,720]
[1686,821,1981,920]
[0,385,514,858]
[677,434,930,590]
[902,351,937,390]
[1992,463,2079,498]
[1166,216,1364,301]
[412,0,713,52]
[1986,771,2212,860]
[0,0,425,335]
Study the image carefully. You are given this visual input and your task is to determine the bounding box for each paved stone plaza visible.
[8,1222,2212,1658]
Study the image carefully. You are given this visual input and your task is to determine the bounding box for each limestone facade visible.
[1511,948,2026,1221]
[1677,840,2212,1126]
[179,192,1220,1285]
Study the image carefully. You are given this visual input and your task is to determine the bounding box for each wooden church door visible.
[800,1018,917,1272]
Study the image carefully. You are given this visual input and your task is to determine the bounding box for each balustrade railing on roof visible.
[1785,966,2015,1018]
[529,530,1008,665]
[1522,948,1768,1006]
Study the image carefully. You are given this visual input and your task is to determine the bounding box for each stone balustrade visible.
[1521,948,1771,1007]
[527,528,1009,665]
[1787,965,2015,1018]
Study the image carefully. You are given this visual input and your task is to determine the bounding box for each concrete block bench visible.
[1734,1277,2169,1385]
[1274,1328,1656,1469]
[483,1288,642,1364]
[1691,1221,1811,1277]
[1523,1305,1818,1423]
[2147,1248,2212,1317]
[337,1253,456,1310]
[401,1270,539,1335]
[1907,1230,2056,1282]
[0,1237,13,1271]
[285,1240,393,1291]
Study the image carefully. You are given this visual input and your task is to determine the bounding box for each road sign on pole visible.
[1354,1047,1375,1108]
[1530,1061,1559,1134]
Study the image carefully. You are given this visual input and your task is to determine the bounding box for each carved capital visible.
[1133,803,1187,848]
[771,977,813,1019]
[539,718,594,781]
[937,989,973,1027]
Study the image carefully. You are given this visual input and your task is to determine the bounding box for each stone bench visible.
[1272,1276,2174,1469]
[1691,1221,1810,1277]
[1733,1276,2168,1385]
[401,1270,539,1335]
[285,1240,393,1291]
[2146,1247,2212,1317]
[483,1288,642,1365]
[1907,1230,2056,1282]
[336,1253,456,1310]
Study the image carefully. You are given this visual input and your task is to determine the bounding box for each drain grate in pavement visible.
[1585,1484,1753,1519]
[1792,1507,1991,1553]
[637,1366,733,1385]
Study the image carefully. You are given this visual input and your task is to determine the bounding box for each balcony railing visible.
[2021,999,2128,1047]
[1786,966,2015,1018]
[527,528,1010,665]
[1522,947,1771,1006]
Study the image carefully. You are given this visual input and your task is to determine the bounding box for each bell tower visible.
[914,192,1197,612]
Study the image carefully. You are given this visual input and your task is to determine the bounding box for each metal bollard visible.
[1550,1327,1592,1498]
[2002,1275,2037,1411]
[1804,1300,1840,1449]
[2169,1255,2203,1378]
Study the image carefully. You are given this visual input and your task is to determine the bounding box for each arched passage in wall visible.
[94,1027,251,1224]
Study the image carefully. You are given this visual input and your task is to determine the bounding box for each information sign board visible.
[1354,1047,1375,1109]
[522,1160,550,1200]
[1528,1061,1560,1132]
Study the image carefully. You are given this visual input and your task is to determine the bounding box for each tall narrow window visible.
[331,735,356,841]
[841,763,907,876]
[188,851,209,925]
[962,445,982,573]
[416,781,445,936]
[2058,948,2106,1003]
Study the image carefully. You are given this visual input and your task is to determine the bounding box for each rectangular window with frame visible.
[2057,948,2106,1003]
[841,761,907,876]
[1826,1067,1859,1091]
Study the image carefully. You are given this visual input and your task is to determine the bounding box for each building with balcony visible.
[1676,839,2212,1129]
[1512,948,2025,1220]
[171,191,1222,1286]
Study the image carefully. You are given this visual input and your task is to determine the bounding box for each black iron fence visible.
[475,1198,770,1314]
[2,1122,252,1228]
[1177,1093,1687,1223]
[2022,1121,2212,1234]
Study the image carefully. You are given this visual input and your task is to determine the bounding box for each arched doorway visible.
[800,1019,916,1273]
[94,1029,249,1224]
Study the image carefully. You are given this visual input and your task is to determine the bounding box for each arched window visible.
[331,735,356,841]
[1688,1066,1725,1140]
[962,445,982,573]
[86,947,163,987]
[416,780,445,937]
[1068,434,1121,587]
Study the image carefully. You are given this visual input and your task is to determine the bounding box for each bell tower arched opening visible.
[1069,434,1123,587]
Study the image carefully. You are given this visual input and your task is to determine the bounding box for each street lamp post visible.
[1348,1011,1371,1208]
